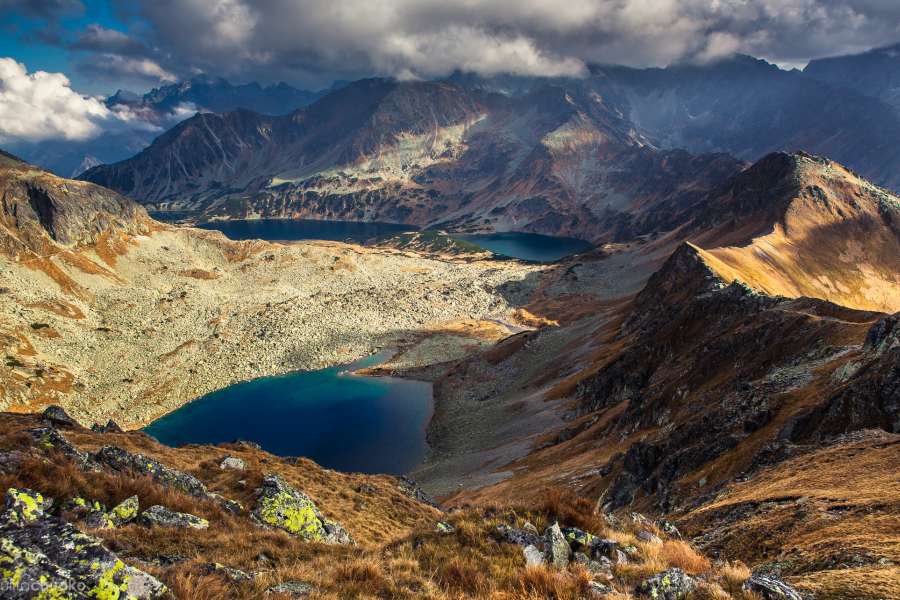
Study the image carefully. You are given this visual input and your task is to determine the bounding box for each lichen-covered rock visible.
[41,405,79,429]
[219,456,246,470]
[28,427,99,471]
[109,495,139,527]
[139,505,209,530]
[743,574,803,600]
[0,489,166,598]
[252,474,353,544]
[4,488,52,525]
[436,521,455,534]
[544,522,570,569]
[494,524,542,547]
[636,568,695,599]
[523,544,545,566]
[266,581,315,597]
[562,526,597,552]
[93,446,208,497]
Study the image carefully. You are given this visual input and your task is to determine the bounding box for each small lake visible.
[197,219,415,244]
[456,232,593,262]
[193,218,592,262]
[143,354,433,475]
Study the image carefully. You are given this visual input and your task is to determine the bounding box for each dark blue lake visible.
[144,355,433,475]
[456,232,593,262]
[192,218,592,262]
[197,219,415,243]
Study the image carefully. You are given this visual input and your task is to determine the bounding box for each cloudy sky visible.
[1,0,900,142]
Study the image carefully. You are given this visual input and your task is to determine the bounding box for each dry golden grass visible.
[719,561,751,595]
[0,412,890,600]
[660,540,712,575]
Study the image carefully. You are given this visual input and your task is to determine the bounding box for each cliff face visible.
[0,158,150,257]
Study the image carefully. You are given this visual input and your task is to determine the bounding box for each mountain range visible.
[80,53,900,243]
[1,130,899,597]
[5,76,326,179]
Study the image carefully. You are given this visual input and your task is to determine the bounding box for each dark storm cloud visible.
[71,24,149,57]
[0,0,83,20]
[78,1,900,86]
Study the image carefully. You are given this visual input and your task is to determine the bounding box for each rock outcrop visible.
[138,505,209,530]
[93,446,209,497]
[252,474,353,544]
[0,488,167,598]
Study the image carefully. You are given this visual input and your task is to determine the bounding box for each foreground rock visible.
[266,581,316,597]
[252,474,353,544]
[94,445,208,497]
[0,488,166,598]
[41,405,79,429]
[139,505,209,530]
[636,568,695,599]
[743,574,803,600]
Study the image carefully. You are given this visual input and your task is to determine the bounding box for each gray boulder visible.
[266,581,315,596]
[636,568,695,599]
[544,522,571,569]
[523,544,545,567]
[94,445,208,497]
[139,505,209,529]
[637,530,663,545]
[573,552,612,576]
[495,524,542,547]
[592,539,628,565]
[253,474,354,544]
[220,456,246,470]
[28,427,99,470]
[41,405,79,428]
[743,574,803,600]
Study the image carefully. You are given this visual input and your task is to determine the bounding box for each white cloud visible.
[0,58,144,143]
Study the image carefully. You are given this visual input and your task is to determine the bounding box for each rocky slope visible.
[0,407,806,600]
[410,152,900,599]
[0,154,539,427]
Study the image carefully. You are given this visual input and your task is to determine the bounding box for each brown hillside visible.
[691,152,900,312]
